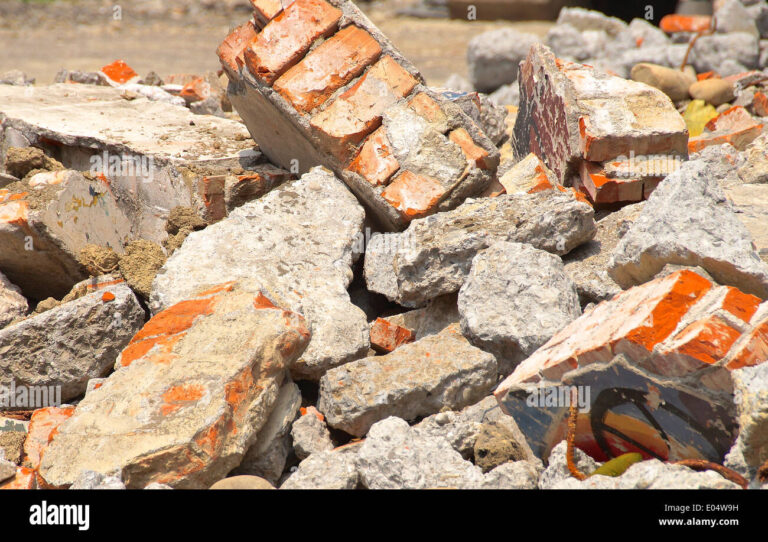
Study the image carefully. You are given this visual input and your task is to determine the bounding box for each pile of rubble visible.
[1,0,768,490]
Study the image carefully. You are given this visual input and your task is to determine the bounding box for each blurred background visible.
[0,0,705,87]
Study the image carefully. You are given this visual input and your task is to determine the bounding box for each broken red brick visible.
[381,170,445,220]
[274,25,382,114]
[180,77,212,103]
[310,56,417,160]
[370,317,415,352]
[347,127,400,186]
[725,318,768,370]
[250,0,291,27]
[659,14,712,33]
[244,0,342,85]
[689,106,764,153]
[578,160,644,205]
[300,405,325,422]
[752,92,768,117]
[200,175,227,223]
[100,60,139,85]
[449,127,490,170]
[102,291,116,303]
[217,21,259,75]
[697,71,717,81]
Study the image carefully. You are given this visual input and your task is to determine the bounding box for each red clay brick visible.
[659,14,712,33]
[381,170,445,220]
[180,77,211,103]
[726,318,768,370]
[370,317,415,352]
[244,0,342,86]
[274,25,382,113]
[200,175,227,223]
[100,60,138,85]
[217,21,259,74]
[578,160,643,204]
[449,128,490,170]
[347,127,400,186]
[753,92,768,117]
[250,0,290,27]
[310,55,417,159]
[689,106,764,153]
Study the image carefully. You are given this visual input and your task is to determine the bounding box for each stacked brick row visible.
[514,44,689,206]
[217,0,499,230]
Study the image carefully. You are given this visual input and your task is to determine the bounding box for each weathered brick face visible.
[221,0,498,231]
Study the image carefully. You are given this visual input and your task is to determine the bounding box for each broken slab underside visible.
[219,0,499,231]
[495,269,768,463]
[0,84,261,244]
[513,44,688,204]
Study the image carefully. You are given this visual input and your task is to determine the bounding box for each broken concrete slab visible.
[280,449,359,489]
[0,169,132,300]
[0,282,144,403]
[724,362,768,480]
[377,293,460,341]
[355,417,486,489]
[39,282,311,488]
[458,242,581,375]
[562,201,645,305]
[466,28,540,92]
[151,167,369,380]
[0,271,26,329]
[220,0,499,231]
[723,182,768,263]
[291,406,334,460]
[609,158,768,298]
[233,380,301,484]
[0,84,260,245]
[364,189,595,308]
[318,324,497,437]
[513,44,688,185]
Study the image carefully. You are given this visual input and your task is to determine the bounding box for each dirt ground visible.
[0,0,552,87]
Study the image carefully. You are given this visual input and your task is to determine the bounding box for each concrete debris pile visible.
[2,0,768,491]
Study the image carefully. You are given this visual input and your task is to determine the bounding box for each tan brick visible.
[274,25,382,113]
[381,170,445,220]
[244,0,342,85]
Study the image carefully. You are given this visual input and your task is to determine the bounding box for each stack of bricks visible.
[513,44,689,206]
[217,0,499,230]
[494,269,768,462]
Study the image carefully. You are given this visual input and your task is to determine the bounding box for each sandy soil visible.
[0,0,552,87]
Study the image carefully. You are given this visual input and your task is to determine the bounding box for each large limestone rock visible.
[151,167,369,379]
[458,242,581,375]
[318,325,497,437]
[609,159,768,298]
[364,189,595,308]
[38,283,310,488]
[0,282,144,402]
